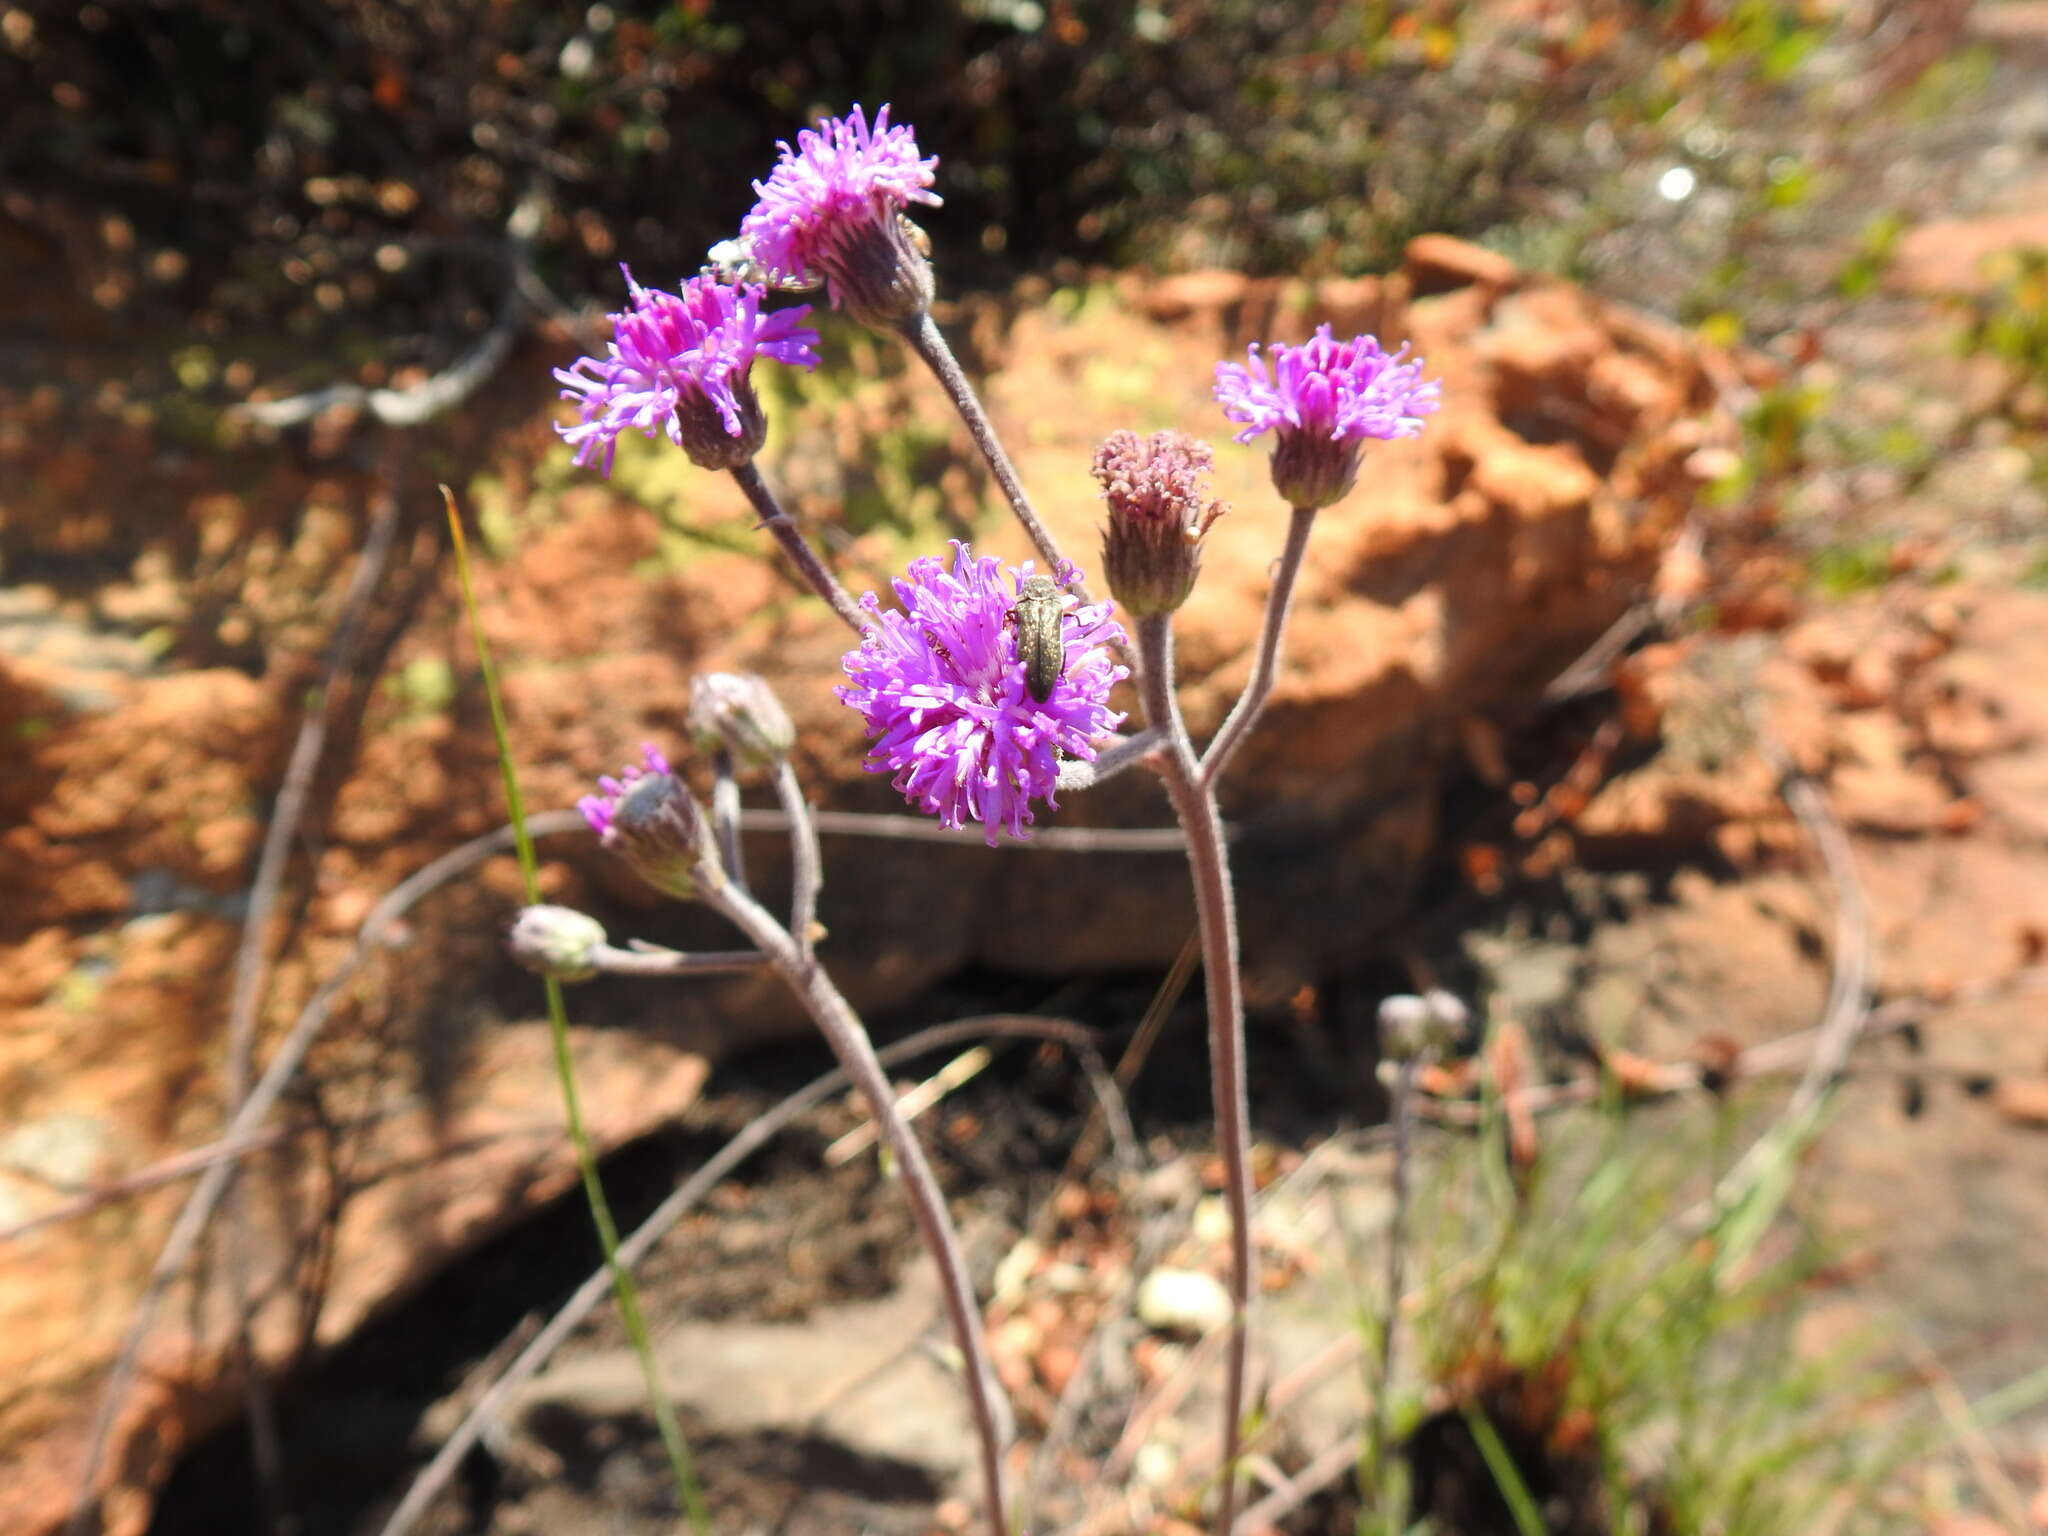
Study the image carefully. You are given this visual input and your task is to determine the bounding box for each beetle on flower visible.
[837,543,1128,845]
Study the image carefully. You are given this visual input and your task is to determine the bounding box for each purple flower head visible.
[741,104,941,326]
[837,543,1128,845]
[554,268,819,475]
[579,742,674,838]
[1213,326,1441,508]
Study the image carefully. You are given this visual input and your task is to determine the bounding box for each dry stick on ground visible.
[70,459,407,1534]
[231,191,546,433]
[377,1015,1116,1536]
[8,810,1199,1249]
[1692,743,1875,1231]
[789,806,1193,852]
[1230,1436,1364,1535]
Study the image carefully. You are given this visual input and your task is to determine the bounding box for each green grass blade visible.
[442,487,710,1533]
[1463,1405,1548,1536]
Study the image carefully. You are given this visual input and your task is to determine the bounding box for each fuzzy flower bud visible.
[1378,988,1471,1062]
[507,904,609,983]
[688,671,796,776]
[578,744,717,900]
[1213,326,1440,510]
[741,104,941,328]
[1093,429,1228,617]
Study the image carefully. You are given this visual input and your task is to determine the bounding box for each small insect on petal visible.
[1009,574,1067,702]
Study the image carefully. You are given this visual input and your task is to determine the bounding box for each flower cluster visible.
[1214,325,1441,508]
[741,103,940,322]
[554,268,819,474]
[837,544,1128,844]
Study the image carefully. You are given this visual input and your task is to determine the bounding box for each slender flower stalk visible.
[1199,505,1316,787]
[1204,327,1438,784]
[774,759,823,958]
[900,311,1086,599]
[729,460,867,634]
[693,872,1013,1536]
[579,738,1012,1534]
[507,906,763,980]
[1131,613,1255,1535]
[708,749,747,891]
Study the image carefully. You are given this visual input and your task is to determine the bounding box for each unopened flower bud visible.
[1378,988,1469,1061]
[688,671,796,775]
[1093,430,1227,617]
[507,904,609,982]
[579,744,718,900]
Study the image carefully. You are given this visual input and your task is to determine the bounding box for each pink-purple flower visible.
[1214,326,1441,508]
[554,268,819,475]
[741,103,941,324]
[579,743,674,838]
[838,544,1128,845]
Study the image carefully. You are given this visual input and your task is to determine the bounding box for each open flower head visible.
[741,103,941,325]
[554,268,818,475]
[838,544,1128,844]
[1213,326,1440,508]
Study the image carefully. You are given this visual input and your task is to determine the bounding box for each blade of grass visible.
[1462,1405,1547,1536]
[442,486,709,1533]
